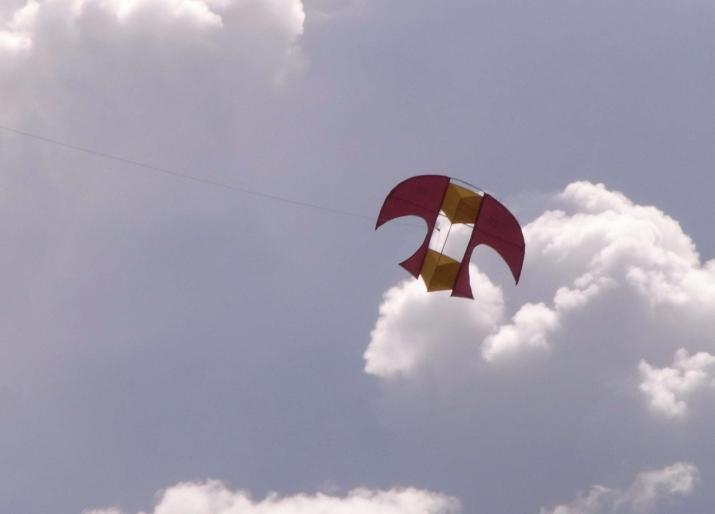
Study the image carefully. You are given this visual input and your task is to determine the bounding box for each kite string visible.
[0,124,381,223]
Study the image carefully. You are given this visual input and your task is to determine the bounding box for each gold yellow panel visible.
[441,183,482,224]
[420,249,461,292]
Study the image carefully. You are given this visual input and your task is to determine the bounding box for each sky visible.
[1,1,714,513]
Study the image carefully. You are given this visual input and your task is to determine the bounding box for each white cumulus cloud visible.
[83,481,461,514]
[0,0,306,131]
[481,301,558,362]
[365,266,504,378]
[485,181,714,361]
[540,461,699,514]
[639,348,715,418]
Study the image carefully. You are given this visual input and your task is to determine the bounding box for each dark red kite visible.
[376,175,525,299]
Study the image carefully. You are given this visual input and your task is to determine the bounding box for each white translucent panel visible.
[427,215,473,261]
[427,215,451,252]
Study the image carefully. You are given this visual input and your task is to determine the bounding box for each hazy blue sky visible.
[1,1,714,513]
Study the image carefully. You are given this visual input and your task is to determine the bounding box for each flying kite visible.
[376,175,525,299]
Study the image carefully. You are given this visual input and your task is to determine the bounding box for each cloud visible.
[0,0,309,343]
[540,462,699,514]
[0,1,36,53]
[638,348,715,418]
[481,301,558,361]
[365,181,715,378]
[364,266,504,378]
[0,0,306,135]
[0,0,305,67]
[84,481,461,514]
[483,181,714,362]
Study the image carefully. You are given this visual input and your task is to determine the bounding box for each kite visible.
[376,175,525,299]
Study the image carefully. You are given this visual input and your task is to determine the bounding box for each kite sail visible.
[376,175,525,299]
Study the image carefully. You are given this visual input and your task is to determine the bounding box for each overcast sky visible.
[1,1,714,513]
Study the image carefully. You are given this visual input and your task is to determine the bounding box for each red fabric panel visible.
[452,193,525,298]
[376,175,450,277]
